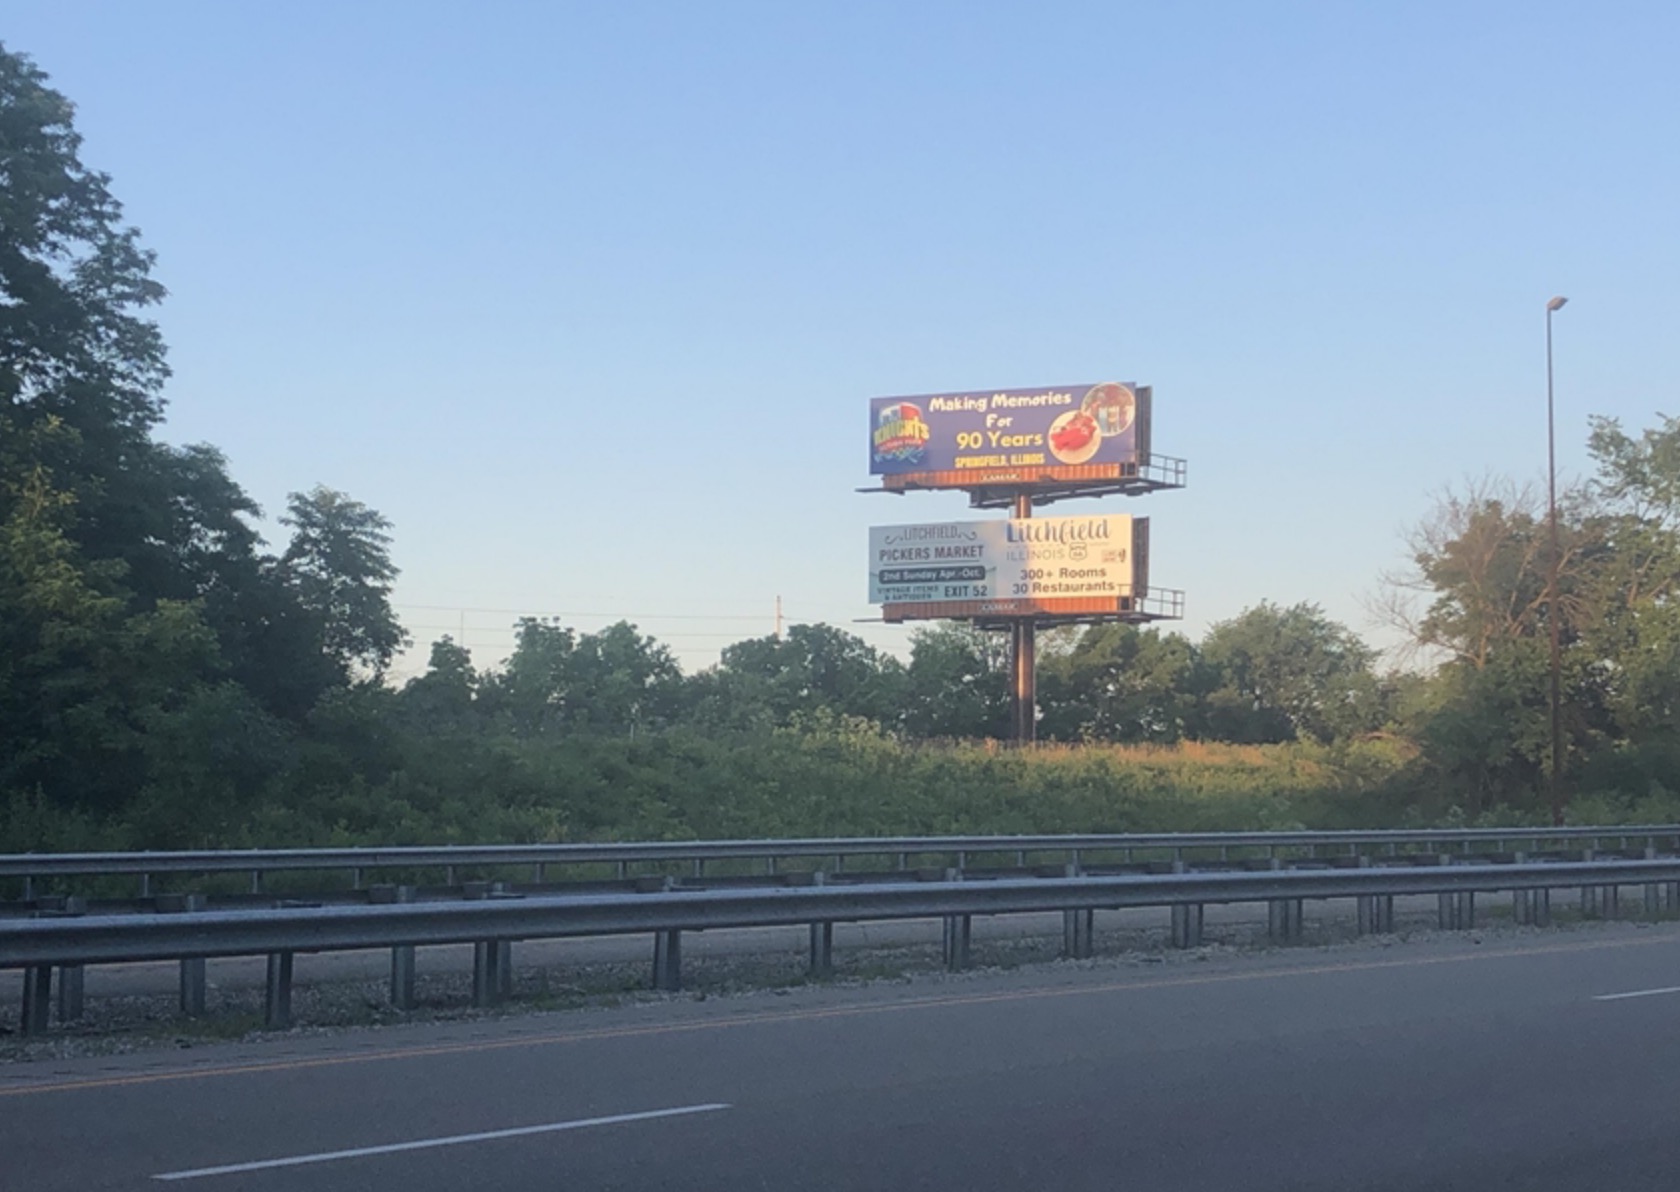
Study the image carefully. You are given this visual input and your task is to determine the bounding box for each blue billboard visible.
[868,382,1148,488]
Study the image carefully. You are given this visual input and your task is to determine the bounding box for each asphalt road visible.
[5,923,1680,1190]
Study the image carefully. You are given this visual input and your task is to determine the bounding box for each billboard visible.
[869,515,1149,622]
[869,382,1152,491]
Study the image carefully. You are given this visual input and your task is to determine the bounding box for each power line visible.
[404,624,752,640]
[394,603,768,621]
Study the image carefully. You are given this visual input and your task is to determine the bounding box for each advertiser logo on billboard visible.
[867,382,1150,490]
[871,401,931,465]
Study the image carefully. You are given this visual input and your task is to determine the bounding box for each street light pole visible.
[1545,294,1568,825]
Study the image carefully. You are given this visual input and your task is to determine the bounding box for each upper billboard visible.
[869,382,1152,491]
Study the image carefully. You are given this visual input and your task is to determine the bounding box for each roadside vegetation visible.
[6,44,1680,855]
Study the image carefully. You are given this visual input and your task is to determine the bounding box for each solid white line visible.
[1592,985,1680,1002]
[151,1102,731,1181]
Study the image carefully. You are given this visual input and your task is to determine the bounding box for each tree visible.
[1037,623,1201,743]
[900,623,1009,739]
[1580,415,1680,747]
[1200,602,1379,744]
[564,622,683,734]
[693,624,905,729]
[279,486,407,678]
[480,619,682,737]
[398,636,480,733]
[0,45,167,432]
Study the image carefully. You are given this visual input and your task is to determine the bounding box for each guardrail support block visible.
[20,965,51,1035]
[265,951,293,1029]
[808,922,834,978]
[653,929,682,992]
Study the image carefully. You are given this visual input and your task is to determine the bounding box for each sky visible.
[7,2,1678,678]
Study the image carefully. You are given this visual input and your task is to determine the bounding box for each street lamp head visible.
[1547,296,1569,312]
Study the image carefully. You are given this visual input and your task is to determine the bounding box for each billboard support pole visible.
[1010,492,1037,746]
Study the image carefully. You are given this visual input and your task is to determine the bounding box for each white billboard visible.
[868,515,1143,613]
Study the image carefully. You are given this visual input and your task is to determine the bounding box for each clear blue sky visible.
[8,2,1677,676]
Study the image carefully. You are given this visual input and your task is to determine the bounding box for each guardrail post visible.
[653,929,682,992]
[943,913,972,971]
[20,964,51,1035]
[1434,855,1463,930]
[1266,858,1302,942]
[940,867,971,971]
[1169,862,1203,948]
[1060,863,1093,959]
[1437,890,1473,930]
[465,882,510,1008]
[1062,907,1093,959]
[158,893,208,1016]
[55,962,84,1024]
[809,921,834,978]
[265,951,294,1029]
[1355,856,1376,934]
[52,896,88,1023]
[804,872,834,978]
[370,885,418,1010]
[1170,902,1203,949]
[1579,848,1599,917]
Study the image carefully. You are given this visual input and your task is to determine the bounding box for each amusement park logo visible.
[872,402,930,465]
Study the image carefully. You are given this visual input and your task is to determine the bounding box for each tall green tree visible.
[689,624,905,730]
[900,623,1009,739]
[1037,623,1201,743]
[279,486,407,679]
[0,45,167,434]
[1200,601,1379,744]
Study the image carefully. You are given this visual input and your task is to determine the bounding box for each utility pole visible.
[1545,294,1569,826]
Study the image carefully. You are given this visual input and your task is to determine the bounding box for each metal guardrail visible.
[6,855,1679,1035]
[6,825,1680,891]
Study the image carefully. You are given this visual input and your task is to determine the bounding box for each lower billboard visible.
[869,515,1148,622]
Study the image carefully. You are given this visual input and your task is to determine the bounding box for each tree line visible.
[4,45,1679,849]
